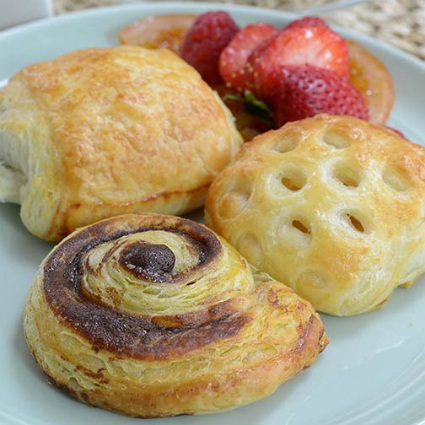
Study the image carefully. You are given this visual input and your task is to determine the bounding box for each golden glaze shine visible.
[206,114,425,316]
[0,46,242,241]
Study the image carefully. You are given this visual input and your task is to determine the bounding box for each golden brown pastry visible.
[24,213,327,418]
[205,114,425,317]
[0,46,242,242]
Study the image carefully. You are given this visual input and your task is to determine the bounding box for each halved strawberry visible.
[219,23,278,92]
[270,65,369,127]
[252,25,350,97]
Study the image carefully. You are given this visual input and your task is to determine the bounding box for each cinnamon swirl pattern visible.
[24,213,327,418]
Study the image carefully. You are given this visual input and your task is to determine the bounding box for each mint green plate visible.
[1,3,425,425]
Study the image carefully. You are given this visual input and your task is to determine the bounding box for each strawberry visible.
[347,39,394,125]
[252,24,350,96]
[285,16,329,30]
[219,23,278,92]
[180,11,239,85]
[269,65,369,127]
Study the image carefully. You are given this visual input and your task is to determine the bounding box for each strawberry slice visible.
[269,65,369,127]
[219,23,278,92]
[252,25,350,96]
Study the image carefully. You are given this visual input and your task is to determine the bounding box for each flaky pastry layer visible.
[0,46,242,241]
[24,213,327,417]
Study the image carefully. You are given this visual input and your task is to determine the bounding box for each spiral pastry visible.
[24,213,327,417]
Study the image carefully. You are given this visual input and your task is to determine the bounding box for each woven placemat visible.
[323,0,425,61]
[53,0,425,61]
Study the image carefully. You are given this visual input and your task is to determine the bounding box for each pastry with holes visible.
[24,213,327,417]
[205,114,425,316]
[0,46,242,242]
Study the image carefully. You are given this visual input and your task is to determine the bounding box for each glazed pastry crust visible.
[0,46,242,241]
[205,114,425,316]
[24,213,327,417]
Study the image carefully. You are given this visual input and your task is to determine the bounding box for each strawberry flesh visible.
[245,34,279,96]
[219,23,278,92]
[252,25,350,97]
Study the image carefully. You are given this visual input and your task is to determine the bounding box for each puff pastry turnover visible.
[24,213,327,417]
[0,46,242,241]
[205,114,425,316]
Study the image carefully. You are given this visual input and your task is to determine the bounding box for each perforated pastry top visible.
[205,114,425,316]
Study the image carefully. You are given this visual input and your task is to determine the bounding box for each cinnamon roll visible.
[205,114,425,316]
[0,46,242,242]
[24,213,327,417]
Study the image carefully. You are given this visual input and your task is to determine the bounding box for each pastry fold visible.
[24,213,327,417]
[0,46,242,241]
[205,114,425,316]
